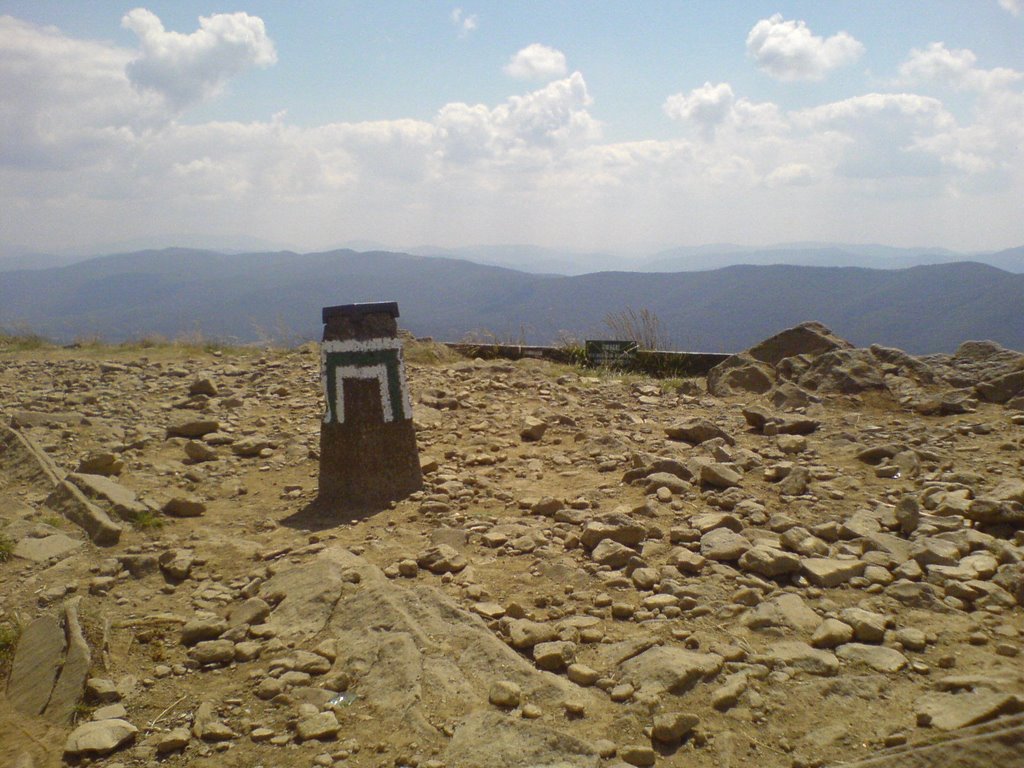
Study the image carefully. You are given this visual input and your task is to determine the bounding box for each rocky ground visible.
[1,323,1023,768]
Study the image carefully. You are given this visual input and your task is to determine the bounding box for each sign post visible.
[318,302,422,510]
[585,339,639,368]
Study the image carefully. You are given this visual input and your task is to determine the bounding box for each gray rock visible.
[166,419,219,438]
[66,473,147,521]
[163,496,206,518]
[445,711,598,768]
[738,545,801,578]
[700,528,750,561]
[707,354,775,397]
[651,712,700,743]
[915,691,1024,731]
[620,745,657,767]
[44,480,122,545]
[184,441,218,462]
[533,641,576,671]
[229,597,272,627]
[64,719,138,757]
[590,539,635,568]
[297,711,340,741]
[665,418,735,445]
[743,593,820,632]
[670,547,706,573]
[489,680,522,708]
[508,619,558,650]
[620,646,723,696]
[838,608,889,643]
[520,416,548,442]
[778,466,811,496]
[416,544,467,573]
[44,597,91,724]
[836,643,908,672]
[181,616,227,646]
[12,532,83,563]
[190,639,235,666]
[700,463,742,489]
[800,558,866,588]
[159,549,195,580]
[155,726,191,754]
[76,452,123,476]
[767,641,839,676]
[812,618,855,649]
[643,472,691,495]
[6,614,65,716]
[580,515,646,549]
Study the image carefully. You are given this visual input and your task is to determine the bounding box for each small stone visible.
[712,674,748,711]
[163,496,206,518]
[620,744,657,767]
[296,711,339,741]
[489,681,522,708]
[652,712,700,743]
[416,544,467,574]
[567,664,600,686]
[609,683,635,702]
[521,703,543,719]
[190,639,235,666]
[181,617,227,646]
[64,719,138,757]
[836,643,908,673]
[894,628,928,652]
[533,641,576,671]
[800,558,866,588]
[812,619,854,649]
[739,545,801,577]
[520,417,548,442]
[155,727,191,755]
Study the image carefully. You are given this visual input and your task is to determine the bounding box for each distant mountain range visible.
[2,248,1023,354]
[4,241,1023,276]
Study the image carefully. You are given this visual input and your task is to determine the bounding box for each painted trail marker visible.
[318,302,422,509]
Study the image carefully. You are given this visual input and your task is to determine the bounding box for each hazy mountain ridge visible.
[6,241,1023,275]
[1,248,1023,354]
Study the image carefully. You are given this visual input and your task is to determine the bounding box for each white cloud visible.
[663,82,734,132]
[663,82,785,139]
[122,8,276,110]
[0,14,1021,255]
[503,44,568,81]
[999,0,1021,16]
[746,14,864,81]
[450,8,478,37]
[438,72,598,164]
[897,42,1024,93]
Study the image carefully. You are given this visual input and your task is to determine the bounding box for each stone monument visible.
[318,301,422,509]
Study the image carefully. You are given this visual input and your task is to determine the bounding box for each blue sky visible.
[1,1,1023,255]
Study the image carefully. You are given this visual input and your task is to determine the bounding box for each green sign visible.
[585,339,639,367]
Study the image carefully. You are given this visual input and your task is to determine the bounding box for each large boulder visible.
[708,322,851,397]
[746,321,852,366]
[706,354,774,397]
[797,348,886,394]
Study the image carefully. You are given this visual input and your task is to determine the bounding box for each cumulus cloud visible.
[746,14,863,81]
[663,82,734,131]
[663,82,784,139]
[503,44,568,81]
[795,93,954,178]
[439,72,597,163]
[999,0,1021,16]
[450,8,478,37]
[122,8,276,110]
[897,42,1024,93]
[1,13,1021,255]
